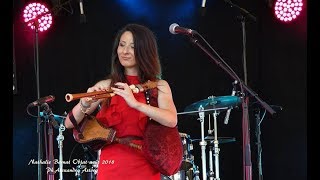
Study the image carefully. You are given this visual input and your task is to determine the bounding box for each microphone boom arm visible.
[188,35,275,115]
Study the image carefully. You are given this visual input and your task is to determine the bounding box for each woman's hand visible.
[81,84,110,106]
[111,82,140,108]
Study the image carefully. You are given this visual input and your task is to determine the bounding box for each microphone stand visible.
[57,122,66,180]
[187,29,275,180]
[222,1,257,180]
[254,108,263,180]
[41,103,57,180]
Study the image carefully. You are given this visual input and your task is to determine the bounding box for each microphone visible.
[41,103,60,129]
[79,0,86,23]
[202,0,206,7]
[169,23,196,35]
[28,95,55,107]
[200,0,207,16]
[224,81,238,125]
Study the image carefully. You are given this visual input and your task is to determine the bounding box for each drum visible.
[179,132,194,171]
[160,168,194,180]
[160,133,197,180]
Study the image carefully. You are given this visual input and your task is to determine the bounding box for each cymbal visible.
[183,96,241,116]
[191,136,236,144]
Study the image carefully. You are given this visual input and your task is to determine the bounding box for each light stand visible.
[25,7,54,179]
[32,20,43,180]
[23,3,59,179]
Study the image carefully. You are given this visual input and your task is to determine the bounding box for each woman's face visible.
[117,31,137,69]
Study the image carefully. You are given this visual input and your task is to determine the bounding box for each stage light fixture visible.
[23,2,53,32]
[274,0,303,23]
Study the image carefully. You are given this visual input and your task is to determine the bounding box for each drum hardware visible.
[191,137,236,144]
[182,96,241,116]
[75,163,97,180]
[201,100,219,180]
[179,133,194,171]
[74,144,98,180]
[179,95,241,180]
[161,165,199,180]
[197,105,207,180]
[192,164,201,180]
[161,133,199,180]
[223,80,238,125]
[187,165,199,180]
[75,164,86,179]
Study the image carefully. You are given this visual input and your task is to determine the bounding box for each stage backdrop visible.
[13,0,306,179]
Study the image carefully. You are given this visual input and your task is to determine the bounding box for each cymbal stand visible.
[209,110,221,180]
[197,105,207,180]
[207,113,214,179]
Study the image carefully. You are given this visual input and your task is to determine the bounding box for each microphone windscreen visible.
[169,23,179,34]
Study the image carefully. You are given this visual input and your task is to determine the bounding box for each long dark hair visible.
[108,23,162,85]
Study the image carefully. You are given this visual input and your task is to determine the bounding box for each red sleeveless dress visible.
[95,75,160,180]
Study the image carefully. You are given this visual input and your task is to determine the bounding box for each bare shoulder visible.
[157,79,172,93]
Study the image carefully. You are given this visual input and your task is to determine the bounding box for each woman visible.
[64,23,177,179]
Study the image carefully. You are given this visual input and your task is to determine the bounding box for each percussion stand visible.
[197,105,207,180]
[208,110,221,180]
